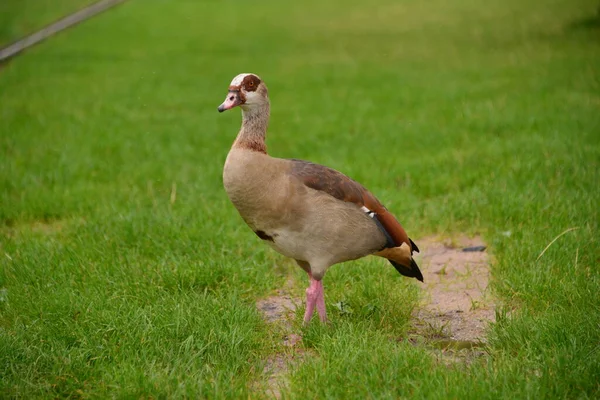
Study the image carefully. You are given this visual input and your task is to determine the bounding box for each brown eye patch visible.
[242,74,261,92]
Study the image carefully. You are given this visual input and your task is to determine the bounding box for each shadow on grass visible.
[567,8,600,31]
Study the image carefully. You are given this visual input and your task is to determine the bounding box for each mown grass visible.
[0,0,97,46]
[1,0,599,398]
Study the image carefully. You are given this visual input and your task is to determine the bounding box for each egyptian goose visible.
[218,73,423,324]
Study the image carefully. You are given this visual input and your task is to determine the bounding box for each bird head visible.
[218,73,269,113]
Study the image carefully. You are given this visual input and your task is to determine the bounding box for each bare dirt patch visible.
[256,289,297,326]
[255,235,495,393]
[255,280,303,399]
[411,235,495,346]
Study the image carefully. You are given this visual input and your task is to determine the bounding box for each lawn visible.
[0,0,97,47]
[1,0,599,398]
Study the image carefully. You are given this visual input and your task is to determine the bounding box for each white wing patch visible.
[362,206,395,248]
[361,206,376,218]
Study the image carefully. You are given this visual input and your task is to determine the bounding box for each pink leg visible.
[303,275,328,324]
[315,281,327,322]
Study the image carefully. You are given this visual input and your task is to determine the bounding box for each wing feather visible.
[289,159,417,254]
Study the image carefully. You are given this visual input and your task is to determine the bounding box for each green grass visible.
[1,0,599,398]
[0,0,97,46]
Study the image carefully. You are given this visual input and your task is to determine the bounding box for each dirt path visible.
[412,235,494,344]
[255,279,302,399]
[254,235,495,396]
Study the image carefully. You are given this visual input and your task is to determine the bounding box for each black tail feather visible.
[389,258,424,282]
[409,238,420,253]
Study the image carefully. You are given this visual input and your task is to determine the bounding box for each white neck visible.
[233,102,270,153]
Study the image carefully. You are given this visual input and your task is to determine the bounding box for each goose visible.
[218,73,423,325]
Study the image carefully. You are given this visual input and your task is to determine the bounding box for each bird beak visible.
[218,90,243,113]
